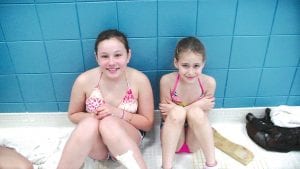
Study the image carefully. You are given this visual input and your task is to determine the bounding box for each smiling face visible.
[174,50,204,83]
[96,37,131,79]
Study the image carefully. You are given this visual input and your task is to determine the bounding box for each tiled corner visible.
[118,1,157,37]
[234,0,276,35]
[77,1,118,39]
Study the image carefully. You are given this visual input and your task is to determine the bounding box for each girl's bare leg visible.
[161,107,186,169]
[99,116,146,169]
[186,107,216,166]
[57,117,109,169]
[0,146,33,169]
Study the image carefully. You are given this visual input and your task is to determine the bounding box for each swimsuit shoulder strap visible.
[197,77,205,96]
[171,73,180,95]
[96,72,103,88]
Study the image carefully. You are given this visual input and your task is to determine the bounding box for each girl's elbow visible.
[143,119,154,132]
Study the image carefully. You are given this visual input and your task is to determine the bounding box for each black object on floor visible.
[246,108,300,152]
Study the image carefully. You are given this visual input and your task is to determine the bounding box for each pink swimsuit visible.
[85,73,138,114]
[170,74,205,153]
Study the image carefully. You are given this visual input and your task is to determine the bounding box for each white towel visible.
[0,127,73,169]
[271,105,300,128]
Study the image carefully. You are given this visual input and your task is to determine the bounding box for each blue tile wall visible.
[7,41,49,73]
[128,38,157,70]
[201,37,232,69]
[0,0,299,112]
[0,26,4,41]
[197,0,237,36]
[272,0,300,34]
[18,74,56,102]
[77,2,118,39]
[0,43,15,74]
[234,0,276,35]
[45,40,84,72]
[230,36,268,68]
[265,35,300,67]
[118,1,157,37]
[0,4,42,41]
[226,69,261,97]
[158,1,197,36]
[82,39,96,70]
[37,3,80,40]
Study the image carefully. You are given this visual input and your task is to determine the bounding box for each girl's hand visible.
[159,99,177,116]
[188,96,215,111]
[94,103,118,120]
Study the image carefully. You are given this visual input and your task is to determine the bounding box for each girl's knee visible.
[78,117,99,130]
[99,116,122,140]
[74,117,100,139]
[187,107,206,123]
[166,107,186,125]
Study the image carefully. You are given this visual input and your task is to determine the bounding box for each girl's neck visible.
[100,71,126,88]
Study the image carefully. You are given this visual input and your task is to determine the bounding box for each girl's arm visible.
[126,71,154,132]
[159,74,180,119]
[185,75,216,111]
[68,74,93,124]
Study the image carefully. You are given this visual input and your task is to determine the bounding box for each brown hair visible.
[94,29,129,53]
[174,36,206,61]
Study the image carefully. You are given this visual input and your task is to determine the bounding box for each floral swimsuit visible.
[85,73,138,114]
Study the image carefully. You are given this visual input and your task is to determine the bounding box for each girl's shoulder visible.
[74,67,99,87]
[160,72,177,85]
[126,67,150,84]
[200,74,216,88]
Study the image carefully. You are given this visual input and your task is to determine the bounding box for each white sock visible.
[204,162,218,169]
[116,150,141,169]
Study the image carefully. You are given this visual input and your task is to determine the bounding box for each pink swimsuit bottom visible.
[177,143,191,153]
